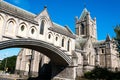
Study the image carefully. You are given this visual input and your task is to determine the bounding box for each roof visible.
[0,1,38,25]
[49,22,76,39]
[106,34,111,41]
[93,40,105,47]
[79,8,89,20]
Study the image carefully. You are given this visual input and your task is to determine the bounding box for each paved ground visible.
[0,73,25,80]
[0,78,13,80]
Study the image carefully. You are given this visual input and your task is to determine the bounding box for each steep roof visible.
[0,1,38,25]
[93,40,105,47]
[106,34,111,42]
[79,8,89,20]
[49,23,76,39]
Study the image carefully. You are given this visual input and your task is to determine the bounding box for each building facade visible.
[0,1,119,80]
[16,8,120,79]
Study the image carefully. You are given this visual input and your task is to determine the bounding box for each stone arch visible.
[18,22,28,37]
[47,32,53,43]
[0,39,71,66]
[5,18,16,36]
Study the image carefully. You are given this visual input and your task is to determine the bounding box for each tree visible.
[114,24,120,52]
[84,67,120,80]
[0,55,17,73]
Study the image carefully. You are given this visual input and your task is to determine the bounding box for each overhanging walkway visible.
[0,39,72,66]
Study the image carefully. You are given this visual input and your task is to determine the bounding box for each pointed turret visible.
[79,8,89,20]
[75,8,97,42]
[106,34,111,42]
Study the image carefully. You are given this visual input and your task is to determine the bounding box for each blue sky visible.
[0,0,120,59]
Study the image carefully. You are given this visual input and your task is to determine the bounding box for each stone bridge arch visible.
[0,38,72,66]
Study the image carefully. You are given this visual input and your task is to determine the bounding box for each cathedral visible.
[15,8,120,79]
[0,0,118,79]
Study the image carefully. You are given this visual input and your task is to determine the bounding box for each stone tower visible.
[75,8,97,42]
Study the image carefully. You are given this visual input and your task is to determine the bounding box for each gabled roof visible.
[35,6,52,21]
[106,34,111,42]
[0,1,38,25]
[79,8,89,20]
[65,25,73,34]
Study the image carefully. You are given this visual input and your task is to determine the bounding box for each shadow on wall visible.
[28,61,67,80]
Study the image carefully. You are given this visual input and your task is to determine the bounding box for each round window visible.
[21,25,25,31]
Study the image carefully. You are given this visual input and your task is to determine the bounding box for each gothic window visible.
[67,40,70,51]
[48,34,51,39]
[40,20,45,34]
[31,28,35,34]
[62,38,64,47]
[7,20,15,34]
[88,53,91,65]
[56,37,58,41]
[81,23,84,35]
[54,35,59,46]
[102,49,104,53]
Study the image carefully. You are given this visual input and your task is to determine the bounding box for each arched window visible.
[56,37,58,41]
[40,20,45,34]
[67,40,70,51]
[48,34,51,39]
[31,28,35,34]
[81,23,84,35]
[62,38,64,47]
[21,25,25,31]
[89,53,91,65]
[7,21,14,33]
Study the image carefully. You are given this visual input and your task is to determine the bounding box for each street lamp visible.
[4,53,8,73]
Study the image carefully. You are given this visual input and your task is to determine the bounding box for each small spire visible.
[75,16,79,23]
[44,5,47,9]
[84,1,86,8]
[83,0,87,8]
[106,34,111,42]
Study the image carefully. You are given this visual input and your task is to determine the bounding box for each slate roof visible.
[0,1,76,39]
[93,40,105,48]
[49,23,76,39]
[0,1,38,25]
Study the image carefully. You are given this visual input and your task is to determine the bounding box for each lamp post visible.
[4,53,8,73]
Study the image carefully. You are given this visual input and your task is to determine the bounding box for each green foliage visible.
[84,67,120,80]
[114,24,120,40]
[0,55,17,73]
[114,25,120,52]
